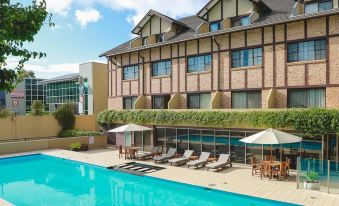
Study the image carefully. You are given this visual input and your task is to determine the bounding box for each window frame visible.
[304,0,333,14]
[187,54,212,73]
[231,91,262,109]
[123,65,139,80]
[152,95,171,109]
[151,60,172,77]
[210,20,221,32]
[231,47,263,68]
[287,88,326,108]
[231,15,251,27]
[187,93,211,109]
[123,96,138,109]
[287,39,326,63]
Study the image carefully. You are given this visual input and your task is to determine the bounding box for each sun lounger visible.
[169,150,194,166]
[136,146,160,160]
[153,148,177,163]
[206,154,232,172]
[186,152,210,168]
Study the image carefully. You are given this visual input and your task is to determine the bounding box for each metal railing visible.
[297,157,339,194]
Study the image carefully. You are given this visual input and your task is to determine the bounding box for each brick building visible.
[101,0,339,167]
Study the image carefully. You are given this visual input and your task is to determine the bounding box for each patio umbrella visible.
[108,124,152,148]
[240,128,303,160]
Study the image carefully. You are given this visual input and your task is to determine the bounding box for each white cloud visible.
[75,9,102,28]
[96,0,208,25]
[45,0,73,16]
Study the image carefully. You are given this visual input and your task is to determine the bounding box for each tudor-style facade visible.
[101,0,339,110]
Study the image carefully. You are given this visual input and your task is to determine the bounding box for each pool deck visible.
[1,149,338,206]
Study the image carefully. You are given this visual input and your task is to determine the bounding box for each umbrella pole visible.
[270,144,273,162]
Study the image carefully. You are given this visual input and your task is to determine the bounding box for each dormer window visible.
[142,37,148,46]
[210,21,221,32]
[155,34,164,43]
[232,16,250,27]
[305,0,333,14]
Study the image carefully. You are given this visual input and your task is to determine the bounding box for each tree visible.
[22,69,35,78]
[0,0,52,92]
[53,103,76,131]
[31,100,44,116]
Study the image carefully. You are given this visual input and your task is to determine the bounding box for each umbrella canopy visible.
[108,123,152,133]
[240,128,302,145]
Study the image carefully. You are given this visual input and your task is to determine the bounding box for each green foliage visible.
[0,0,52,92]
[70,142,81,151]
[53,103,75,131]
[0,109,14,118]
[30,100,45,116]
[58,129,102,138]
[98,109,339,136]
[305,171,320,183]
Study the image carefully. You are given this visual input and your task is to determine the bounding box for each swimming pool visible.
[0,154,299,206]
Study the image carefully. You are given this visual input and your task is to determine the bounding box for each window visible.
[232,48,262,68]
[210,21,221,32]
[155,34,164,43]
[232,16,250,27]
[123,65,139,80]
[305,1,333,14]
[123,96,138,109]
[287,39,326,63]
[187,93,211,109]
[187,54,212,73]
[232,91,262,109]
[288,88,325,108]
[142,37,148,46]
[152,60,171,76]
[152,95,171,109]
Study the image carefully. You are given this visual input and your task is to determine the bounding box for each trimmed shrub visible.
[0,109,14,119]
[53,103,75,131]
[58,129,102,138]
[97,109,339,136]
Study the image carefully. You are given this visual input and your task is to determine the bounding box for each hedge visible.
[58,129,103,138]
[97,109,339,136]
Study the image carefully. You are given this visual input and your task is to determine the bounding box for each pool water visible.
[0,154,299,206]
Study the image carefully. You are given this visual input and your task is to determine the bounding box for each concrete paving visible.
[1,149,339,206]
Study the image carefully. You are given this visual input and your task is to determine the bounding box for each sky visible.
[11,0,210,79]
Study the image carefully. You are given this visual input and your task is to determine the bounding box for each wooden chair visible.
[286,158,291,175]
[251,156,261,176]
[272,162,288,180]
[118,145,126,159]
[260,161,272,180]
[264,155,276,162]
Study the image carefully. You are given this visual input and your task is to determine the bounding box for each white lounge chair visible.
[186,152,210,169]
[153,148,177,163]
[169,150,194,166]
[136,146,160,160]
[206,154,232,172]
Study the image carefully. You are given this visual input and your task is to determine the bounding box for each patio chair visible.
[206,154,232,172]
[271,162,288,180]
[153,148,177,163]
[286,158,291,175]
[118,145,126,159]
[169,150,194,166]
[251,156,261,176]
[187,152,210,169]
[136,146,160,160]
[260,161,272,180]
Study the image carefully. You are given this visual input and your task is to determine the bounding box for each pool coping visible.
[0,153,301,206]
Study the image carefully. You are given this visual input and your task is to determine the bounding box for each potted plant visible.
[70,143,81,152]
[304,170,320,190]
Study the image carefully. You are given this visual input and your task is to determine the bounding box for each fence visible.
[297,157,339,194]
[0,115,99,141]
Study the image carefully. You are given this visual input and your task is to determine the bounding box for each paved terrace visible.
[1,149,338,206]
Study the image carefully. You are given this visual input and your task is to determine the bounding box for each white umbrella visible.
[108,123,152,133]
[108,124,152,149]
[240,128,303,160]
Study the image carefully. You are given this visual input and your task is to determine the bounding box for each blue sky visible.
[12,0,209,79]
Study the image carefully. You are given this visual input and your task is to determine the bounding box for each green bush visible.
[31,100,45,116]
[70,142,81,151]
[0,110,14,118]
[97,109,339,136]
[305,171,320,183]
[58,129,102,138]
[53,103,75,131]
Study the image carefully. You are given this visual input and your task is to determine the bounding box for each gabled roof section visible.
[132,9,188,35]
[196,0,272,18]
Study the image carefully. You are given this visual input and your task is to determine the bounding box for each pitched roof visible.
[100,0,339,57]
[39,73,80,84]
[132,9,188,35]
